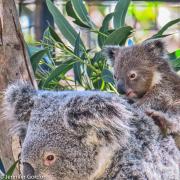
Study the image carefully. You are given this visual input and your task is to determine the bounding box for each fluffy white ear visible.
[143,39,166,57]
[3,80,36,122]
[102,46,120,66]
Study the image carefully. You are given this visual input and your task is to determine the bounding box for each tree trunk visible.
[0,0,37,174]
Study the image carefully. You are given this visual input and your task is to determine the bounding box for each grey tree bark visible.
[0,0,37,174]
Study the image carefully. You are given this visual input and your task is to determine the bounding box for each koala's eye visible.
[47,155,54,161]
[43,152,56,166]
[129,72,137,80]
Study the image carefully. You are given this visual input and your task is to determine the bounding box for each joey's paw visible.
[146,110,171,136]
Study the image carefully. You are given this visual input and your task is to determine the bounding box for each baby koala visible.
[103,40,180,148]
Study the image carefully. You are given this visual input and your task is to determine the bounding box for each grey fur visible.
[104,40,180,149]
[3,81,180,180]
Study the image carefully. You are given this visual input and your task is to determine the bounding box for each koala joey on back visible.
[103,40,180,148]
[2,81,180,180]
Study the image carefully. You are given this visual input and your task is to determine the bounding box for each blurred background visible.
[16,0,180,51]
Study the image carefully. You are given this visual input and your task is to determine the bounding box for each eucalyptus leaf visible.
[73,33,82,85]
[102,13,114,29]
[171,58,180,71]
[30,49,48,72]
[98,13,114,48]
[102,68,114,84]
[93,79,103,90]
[87,66,92,77]
[113,0,131,29]
[152,18,180,38]
[45,26,74,54]
[2,161,19,180]
[149,33,174,40]
[92,52,105,64]
[66,1,90,28]
[104,26,133,45]
[42,27,56,60]
[46,0,84,47]
[48,26,64,43]
[71,0,93,28]
[169,49,180,60]
[43,59,75,87]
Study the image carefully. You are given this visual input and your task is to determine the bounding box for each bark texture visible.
[0,0,37,174]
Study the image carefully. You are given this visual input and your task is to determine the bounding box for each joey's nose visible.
[126,89,133,96]
[126,89,137,98]
[116,80,126,94]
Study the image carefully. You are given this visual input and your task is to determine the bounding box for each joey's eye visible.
[129,72,137,80]
[43,152,56,166]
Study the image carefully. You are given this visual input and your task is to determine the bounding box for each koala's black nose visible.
[23,162,36,180]
[116,80,126,94]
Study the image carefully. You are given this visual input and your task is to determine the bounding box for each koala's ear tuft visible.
[102,46,120,66]
[3,80,36,122]
[143,39,166,56]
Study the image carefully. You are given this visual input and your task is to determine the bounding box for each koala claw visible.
[146,110,171,137]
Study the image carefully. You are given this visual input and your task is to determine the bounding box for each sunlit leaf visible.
[176,49,180,57]
[169,49,180,60]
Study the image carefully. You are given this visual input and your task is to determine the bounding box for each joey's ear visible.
[143,39,166,56]
[102,46,120,66]
[3,80,36,122]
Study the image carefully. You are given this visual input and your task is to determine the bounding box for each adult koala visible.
[2,81,180,180]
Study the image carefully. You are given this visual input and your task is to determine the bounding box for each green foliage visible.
[66,1,90,28]
[151,18,180,39]
[30,49,48,72]
[71,0,94,28]
[104,26,133,45]
[169,49,180,71]
[2,161,19,180]
[129,2,157,23]
[113,0,131,28]
[29,0,180,91]
[98,12,114,48]
[46,0,84,47]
